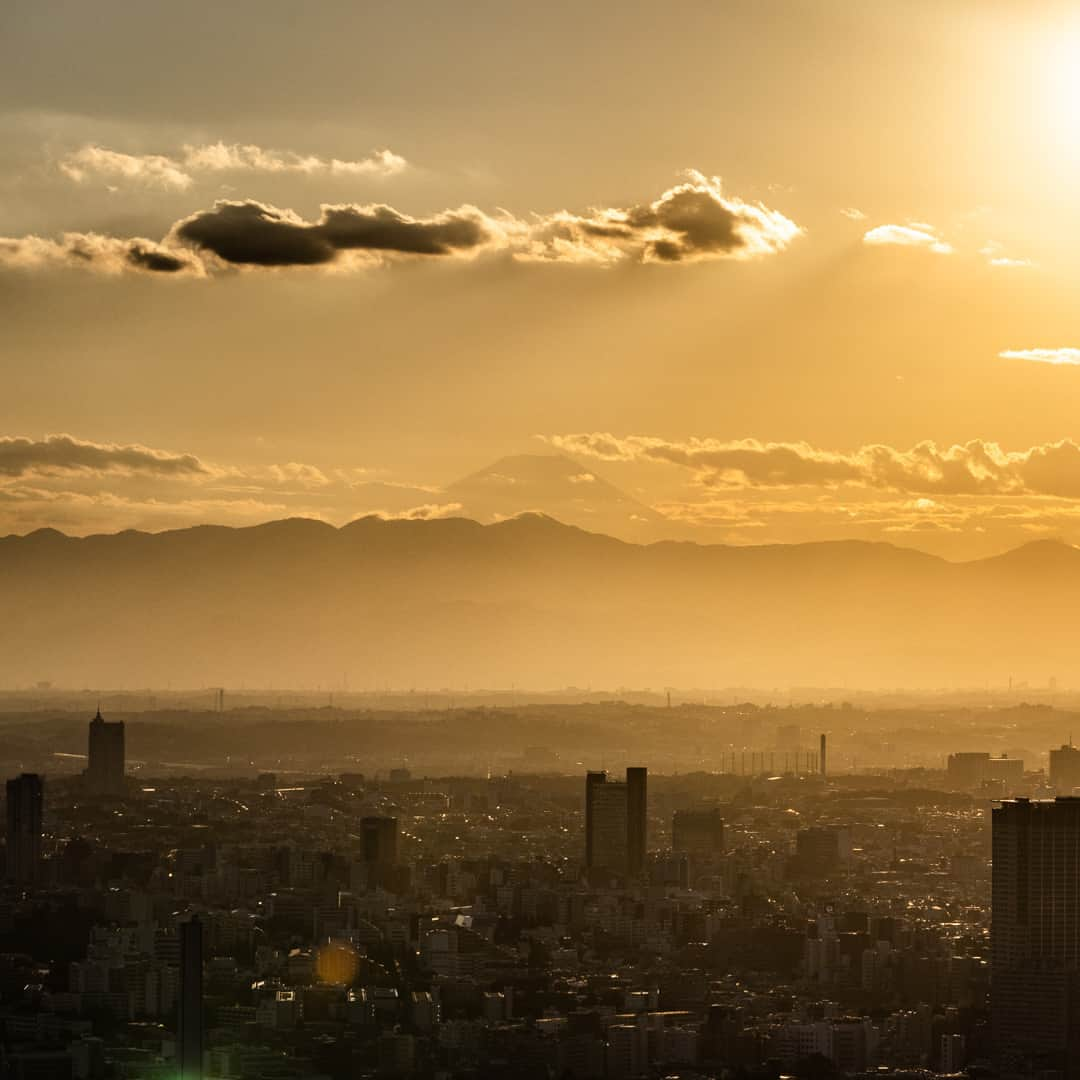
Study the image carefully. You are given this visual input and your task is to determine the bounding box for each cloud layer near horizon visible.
[0,171,802,277]
[11,431,1080,554]
[547,433,1080,499]
[0,434,212,479]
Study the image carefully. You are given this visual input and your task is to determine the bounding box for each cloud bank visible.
[547,433,1080,499]
[0,171,801,277]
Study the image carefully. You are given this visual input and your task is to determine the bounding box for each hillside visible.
[1,515,1077,689]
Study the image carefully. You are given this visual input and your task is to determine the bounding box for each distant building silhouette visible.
[992,797,1080,1078]
[786,826,851,880]
[585,767,647,876]
[5,773,43,885]
[361,816,398,867]
[85,709,125,796]
[672,808,725,856]
[1050,743,1080,795]
[178,915,204,1080]
[947,750,1023,793]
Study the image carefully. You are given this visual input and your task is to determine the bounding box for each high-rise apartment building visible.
[361,816,399,867]
[85,710,125,796]
[178,916,204,1080]
[1050,744,1080,795]
[585,768,647,876]
[5,773,43,885]
[992,797,1080,1078]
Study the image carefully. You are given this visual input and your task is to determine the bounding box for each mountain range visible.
[1,513,1078,690]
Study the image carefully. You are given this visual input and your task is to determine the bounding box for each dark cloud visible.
[320,205,488,255]
[0,434,211,478]
[523,171,800,264]
[125,242,191,273]
[174,200,492,267]
[629,186,743,260]
[175,202,335,266]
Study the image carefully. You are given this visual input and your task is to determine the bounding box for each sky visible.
[4,0,1080,557]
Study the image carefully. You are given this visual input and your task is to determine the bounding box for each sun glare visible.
[1043,30,1080,159]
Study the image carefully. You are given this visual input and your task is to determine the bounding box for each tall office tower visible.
[1051,744,1080,795]
[626,767,647,877]
[85,709,125,796]
[992,797,1080,1079]
[361,816,399,867]
[672,808,725,855]
[585,768,647,876]
[5,773,44,885]
[178,916,204,1080]
[820,733,827,777]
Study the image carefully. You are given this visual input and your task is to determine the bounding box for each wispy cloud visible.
[980,242,1034,269]
[59,142,407,191]
[1000,348,1080,366]
[840,207,867,221]
[863,222,952,254]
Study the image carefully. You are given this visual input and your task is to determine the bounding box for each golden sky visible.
[4,0,1080,557]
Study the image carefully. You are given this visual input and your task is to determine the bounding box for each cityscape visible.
[2,695,1080,1079]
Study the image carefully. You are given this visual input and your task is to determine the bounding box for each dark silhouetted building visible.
[947,751,1023,793]
[361,816,398,867]
[85,709,125,796]
[178,915,203,1080]
[585,767,647,876]
[625,766,646,877]
[992,797,1080,1079]
[5,773,43,884]
[1051,744,1080,795]
[673,808,725,856]
[786,826,850,879]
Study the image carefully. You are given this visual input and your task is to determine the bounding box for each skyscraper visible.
[85,709,125,796]
[5,773,43,885]
[178,916,204,1080]
[992,797,1080,1078]
[585,767,647,877]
